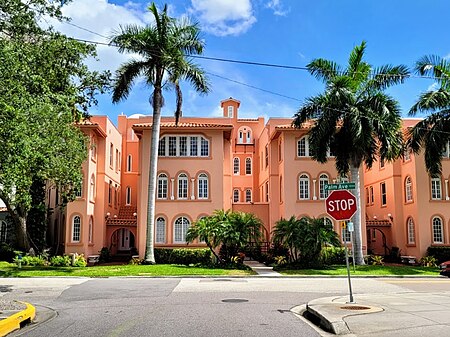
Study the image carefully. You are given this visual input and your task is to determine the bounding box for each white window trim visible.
[432,217,444,244]
[407,218,415,245]
[156,217,166,243]
[157,174,168,200]
[299,174,310,200]
[431,178,442,200]
[71,216,81,243]
[173,217,190,243]
[159,135,210,157]
[297,136,309,157]
[178,174,188,199]
[233,157,240,175]
[197,174,209,199]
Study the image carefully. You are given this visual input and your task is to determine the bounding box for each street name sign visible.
[324,182,356,191]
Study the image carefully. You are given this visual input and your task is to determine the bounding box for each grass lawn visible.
[0,262,254,277]
[278,264,440,276]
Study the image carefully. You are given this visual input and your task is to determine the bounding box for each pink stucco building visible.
[48,98,450,260]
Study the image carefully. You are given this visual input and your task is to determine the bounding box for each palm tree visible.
[407,55,450,176]
[292,41,409,265]
[110,3,209,263]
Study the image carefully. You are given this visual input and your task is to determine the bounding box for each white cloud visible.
[48,0,147,73]
[189,0,256,36]
[265,0,289,16]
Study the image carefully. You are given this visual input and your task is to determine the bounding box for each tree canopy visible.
[0,0,110,249]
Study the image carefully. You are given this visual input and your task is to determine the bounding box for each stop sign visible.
[326,190,357,221]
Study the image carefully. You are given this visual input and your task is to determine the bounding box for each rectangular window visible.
[265,181,269,202]
[179,136,187,156]
[245,189,252,202]
[109,143,114,167]
[380,158,385,169]
[168,137,177,156]
[200,138,209,156]
[245,158,252,175]
[370,186,374,204]
[198,179,208,199]
[431,178,442,200]
[178,179,188,199]
[342,228,351,243]
[190,136,198,156]
[380,182,387,206]
[228,106,233,118]
[158,137,166,156]
[265,145,269,168]
[365,187,370,205]
[115,149,119,171]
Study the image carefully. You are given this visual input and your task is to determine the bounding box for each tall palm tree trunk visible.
[350,164,365,265]
[144,85,163,264]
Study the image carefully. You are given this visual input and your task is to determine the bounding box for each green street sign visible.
[325,183,356,191]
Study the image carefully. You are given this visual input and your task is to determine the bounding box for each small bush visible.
[0,243,16,262]
[274,255,287,266]
[16,255,48,266]
[72,254,87,267]
[99,247,110,262]
[321,247,346,265]
[427,246,450,264]
[419,255,437,267]
[50,255,71,267]
[369,255,384,266]
[154,248,211,265]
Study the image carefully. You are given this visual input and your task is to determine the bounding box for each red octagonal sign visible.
[326,190,357,221]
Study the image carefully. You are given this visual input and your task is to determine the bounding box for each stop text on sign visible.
[325,189,357,221]
[327,198,355,212]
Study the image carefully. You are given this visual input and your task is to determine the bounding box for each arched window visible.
[246,130,252,144]
[233,158,240,175]
[126,187,132,205]
[319,174,329,199]
[88,217,93,243]
[75,178,83,198]
[297,136,309,157]
[90,175,95,202]
[127,154,132,172]
[407,218,415,245]
[342,227,351,243]
[174,217,190,243]
[245,158,252,175]
[198,174,209,199]
[72,216,81,242]
[405,176,413,202]
[0,221,7,243]
[432,217,444,244]
[245,189,252,202]
[431,177,442,200]
[157,173,168,199]
[156,217,166,243]
[299,174,310,200]
[233,189,240,203]
[178,173,188,199]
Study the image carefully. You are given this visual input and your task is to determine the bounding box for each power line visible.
[64,21,109,40]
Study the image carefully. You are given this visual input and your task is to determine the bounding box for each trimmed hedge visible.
[427,246,450,264]
[154,248,212,265]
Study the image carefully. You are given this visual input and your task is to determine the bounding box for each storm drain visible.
[221,299,249,303]
[340,305,371,311]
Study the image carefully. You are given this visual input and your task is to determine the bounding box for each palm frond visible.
[369,64,410,91]
[409,89,450,116]
[307,58,342,83]
[416,55,450,88]
[111,59,146,103]
[347,41,367,75]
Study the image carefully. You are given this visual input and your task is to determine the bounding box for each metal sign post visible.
[347,221,356,272]
[342,221,354,303]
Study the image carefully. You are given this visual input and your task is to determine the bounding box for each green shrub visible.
[419,255,437,267]
[427,246,450,264]
[50,255,71,267]
[16,255,47,266]
[99,247,110,262]
[0,243,16,262]
[154,248,212,265]
[72,254,87,267]
[369,255,384,266]
[321,247,346,265]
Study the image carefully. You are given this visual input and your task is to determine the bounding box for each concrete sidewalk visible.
[243,260,282,276]
[294,291,450,336]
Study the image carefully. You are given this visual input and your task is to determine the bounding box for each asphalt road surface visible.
[3,277,450,337]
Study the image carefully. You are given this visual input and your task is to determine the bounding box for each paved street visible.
[2,277,450,336]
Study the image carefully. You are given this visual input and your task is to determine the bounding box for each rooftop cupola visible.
[220,97,240,119]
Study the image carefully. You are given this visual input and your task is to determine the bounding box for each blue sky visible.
[52,0,450,124]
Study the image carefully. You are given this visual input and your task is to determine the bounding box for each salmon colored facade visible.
[50,98,450,260]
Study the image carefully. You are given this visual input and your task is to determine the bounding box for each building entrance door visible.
[118,228,130,250]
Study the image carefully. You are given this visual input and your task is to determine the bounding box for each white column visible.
[191,178,195,200]
[170,178,175,200]
[445,179,449,201]
[313,179,317,200]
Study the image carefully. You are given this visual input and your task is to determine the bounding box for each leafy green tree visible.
[0,0,109,250]
[272,216,340,267]
[110,3,209,264]
[407,55,450,176]
[292,41,408,265]
[186,210,264,263]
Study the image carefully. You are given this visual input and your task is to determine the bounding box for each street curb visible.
[0,301,35,337]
